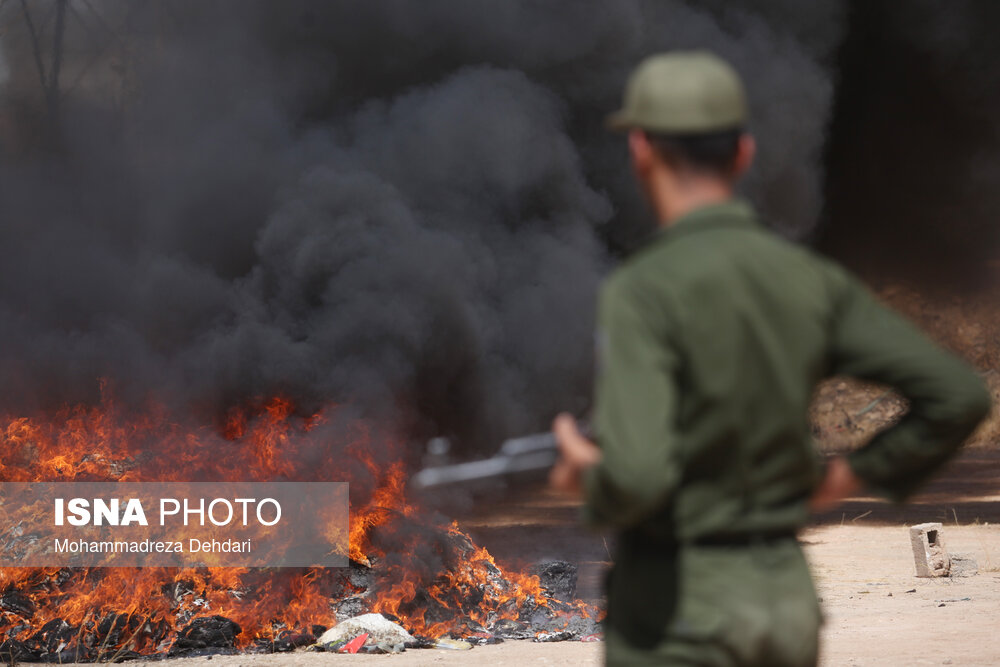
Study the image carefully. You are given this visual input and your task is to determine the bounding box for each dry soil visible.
[72,450,1000,666]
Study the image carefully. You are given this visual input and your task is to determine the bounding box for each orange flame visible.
[0,390,595,654]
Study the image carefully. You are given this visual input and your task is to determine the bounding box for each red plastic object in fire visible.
[338,633,369,654]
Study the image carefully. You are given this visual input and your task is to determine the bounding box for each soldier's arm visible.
[582,277,682,528]
[827,269,991,502]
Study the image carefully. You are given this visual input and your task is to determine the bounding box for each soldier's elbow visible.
[961,378,992,426]
[940,373,992,432]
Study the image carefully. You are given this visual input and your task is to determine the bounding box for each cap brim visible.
[605,110,634,132]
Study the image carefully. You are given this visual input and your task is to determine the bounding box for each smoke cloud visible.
[0,1,842,451]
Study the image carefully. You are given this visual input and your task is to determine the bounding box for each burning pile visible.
[0,392,600,661]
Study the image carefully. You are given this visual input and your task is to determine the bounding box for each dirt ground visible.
[86,449,999,667]
[153,642,601,666]
[807,523,1000,667]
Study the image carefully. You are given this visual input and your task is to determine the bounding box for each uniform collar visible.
[661,199,758,240]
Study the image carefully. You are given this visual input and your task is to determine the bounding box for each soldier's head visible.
[608,51,755,222]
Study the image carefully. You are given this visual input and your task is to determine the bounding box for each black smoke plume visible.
[0,1,843,451]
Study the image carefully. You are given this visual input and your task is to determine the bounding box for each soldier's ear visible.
[628,129,655,176]
[732,133,756,179]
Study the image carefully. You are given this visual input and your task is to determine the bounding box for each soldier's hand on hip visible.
[809,456,863,512]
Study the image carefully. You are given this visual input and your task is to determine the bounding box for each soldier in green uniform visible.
[550,51,991,666]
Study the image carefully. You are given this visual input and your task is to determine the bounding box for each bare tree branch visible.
[79,0,126,47]
[18,0,48,93]
[48,0,67,116]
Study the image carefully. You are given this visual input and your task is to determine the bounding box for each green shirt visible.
[584,200,990,541]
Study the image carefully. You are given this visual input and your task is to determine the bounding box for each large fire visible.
[0,390,596,658]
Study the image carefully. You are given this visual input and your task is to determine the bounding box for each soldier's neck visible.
[652,174,735,228]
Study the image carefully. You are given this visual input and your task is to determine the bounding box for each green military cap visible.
[607,50,748,134]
